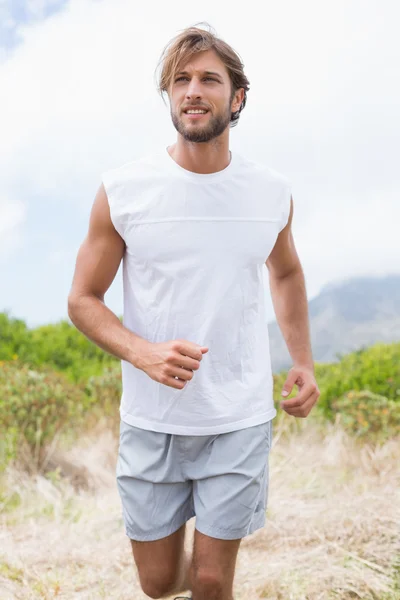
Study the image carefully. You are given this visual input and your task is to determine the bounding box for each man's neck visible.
[167,140,231,174]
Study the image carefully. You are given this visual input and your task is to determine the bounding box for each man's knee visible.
[192,567,226,594]
[139,570,178,599]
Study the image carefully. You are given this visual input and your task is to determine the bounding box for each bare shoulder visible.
[88,183,121,237]
[68,183,125,302]
[266,196,301,278]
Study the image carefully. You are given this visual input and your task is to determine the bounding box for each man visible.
[68,22,320,600]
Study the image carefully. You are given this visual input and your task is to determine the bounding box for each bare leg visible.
[166,547,194,597]
[190,529,241,600]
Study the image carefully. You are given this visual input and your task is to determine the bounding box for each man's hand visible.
[280,365,320,417]
[138,339,209,390]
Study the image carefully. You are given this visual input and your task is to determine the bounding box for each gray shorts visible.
[116,418,273,541]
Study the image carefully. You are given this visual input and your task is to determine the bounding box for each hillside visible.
[268,273,400,373]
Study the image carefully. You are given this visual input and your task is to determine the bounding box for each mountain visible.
[267,274,400,374]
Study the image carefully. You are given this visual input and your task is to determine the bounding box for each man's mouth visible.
[183,106,209,114]
[183,109,209,119]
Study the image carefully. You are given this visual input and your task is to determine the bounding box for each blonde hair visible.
[155,22,250,128]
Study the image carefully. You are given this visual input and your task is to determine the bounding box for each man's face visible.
[168,49,242,143]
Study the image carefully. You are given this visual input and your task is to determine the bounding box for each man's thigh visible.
[192,528,242,581]
[116,419,195,541]
[189,420,273,540]
[130,522,187,595]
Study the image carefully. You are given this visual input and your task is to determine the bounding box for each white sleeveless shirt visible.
[102,147,291,435]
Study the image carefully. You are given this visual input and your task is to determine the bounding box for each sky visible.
[0,0,399,329]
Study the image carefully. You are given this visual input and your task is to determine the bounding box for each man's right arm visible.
[67,183,148,369]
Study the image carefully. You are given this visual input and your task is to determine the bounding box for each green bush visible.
[0,311,119,384]
[316,342,400,417]
[84,364,122,421]
[331,389,400,442]
[0,361,95,468]
[27,321,118,383]
[272,343,400,442]
[0,311,29,362]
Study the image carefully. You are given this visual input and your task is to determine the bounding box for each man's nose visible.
[186,77,202,98]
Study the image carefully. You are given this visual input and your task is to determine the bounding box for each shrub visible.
[83,364,122,429]
[27,320,118,383]
[316,342,400,417]
[272,344,400,442]
[0,361,95,469]
[0,311,29,362]
[331,389,400,443]
[0,311,119,384]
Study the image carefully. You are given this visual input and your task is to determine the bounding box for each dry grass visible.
[0,416,399,600]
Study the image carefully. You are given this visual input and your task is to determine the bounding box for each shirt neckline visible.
[162,145,237,181]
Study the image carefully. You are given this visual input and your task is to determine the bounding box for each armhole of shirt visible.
[278,180,292,233]
[102,170,125,240]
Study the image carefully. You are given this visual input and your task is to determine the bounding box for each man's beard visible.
[170,102,232,143]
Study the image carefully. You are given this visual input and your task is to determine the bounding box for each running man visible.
[68,22,320,600]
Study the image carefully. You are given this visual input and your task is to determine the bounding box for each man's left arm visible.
[266,195,320,418]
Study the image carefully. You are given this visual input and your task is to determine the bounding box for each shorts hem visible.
[195,512,266,540]
[125,509,196,542]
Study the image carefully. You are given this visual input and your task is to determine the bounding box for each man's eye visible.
[175,76,216,82]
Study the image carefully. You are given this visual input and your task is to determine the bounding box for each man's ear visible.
[233,87,244,112]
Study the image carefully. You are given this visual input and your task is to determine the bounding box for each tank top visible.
[102,147,292,435]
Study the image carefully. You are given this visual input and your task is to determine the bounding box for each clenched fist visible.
[137,339,209,389]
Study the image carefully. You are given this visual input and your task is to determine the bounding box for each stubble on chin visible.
[170,108,231,143]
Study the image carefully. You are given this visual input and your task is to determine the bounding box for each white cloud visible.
[0,195,25,256]
[25,0,64,19]
[294,186,399,300]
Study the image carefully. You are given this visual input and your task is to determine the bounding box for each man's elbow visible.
[67,292,87,317]
[67,294,79,320]
[267,258,303,281]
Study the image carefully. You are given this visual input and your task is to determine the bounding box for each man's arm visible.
[265,196,314,371]
[266,196,320,418]
[67,183,148,368]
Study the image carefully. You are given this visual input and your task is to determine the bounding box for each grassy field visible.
[1,413,399,600]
